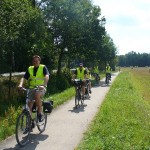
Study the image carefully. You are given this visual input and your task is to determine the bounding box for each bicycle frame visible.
[73,79,83,108]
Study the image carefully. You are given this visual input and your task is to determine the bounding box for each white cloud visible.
[92,0,150,55]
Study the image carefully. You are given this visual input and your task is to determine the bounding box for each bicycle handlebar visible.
[18,86,43,92]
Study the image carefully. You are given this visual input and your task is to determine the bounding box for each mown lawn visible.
[77,67,150,150]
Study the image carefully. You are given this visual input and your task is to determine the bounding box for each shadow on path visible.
[3,133,48,150]
[68,104,87,114]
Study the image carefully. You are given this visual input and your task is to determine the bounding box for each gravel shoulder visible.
[0,72,119,150]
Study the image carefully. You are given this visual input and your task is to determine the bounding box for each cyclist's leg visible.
[105,73,108,83]
[35,89,46,122]
[28,90,36,112]
[35,89,46,113]
[109,73,111,80]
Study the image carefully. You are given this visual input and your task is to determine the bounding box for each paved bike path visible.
[0,72,119,150]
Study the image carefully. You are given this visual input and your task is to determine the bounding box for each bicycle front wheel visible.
[15,110,31,147]
[37,113,47,133]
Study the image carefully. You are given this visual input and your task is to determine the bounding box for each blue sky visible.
[92,0,150,55]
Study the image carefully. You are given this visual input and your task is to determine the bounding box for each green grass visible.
[45,87,75,108]
[77,68,150,150]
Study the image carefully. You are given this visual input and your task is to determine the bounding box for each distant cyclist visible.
[85,67,92,93]
[18,55,50,122]
[72,63,87,100]
[105,63,111,80]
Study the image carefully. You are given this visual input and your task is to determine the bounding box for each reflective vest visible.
[106,66,111,73]
[28,64,45,88]
[76,67,85,80]
[93,66,99,74]
[87,70,91,79]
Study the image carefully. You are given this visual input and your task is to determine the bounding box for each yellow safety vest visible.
[76,67,85,80]
[94,66,99,74]
[28,64,45,88]
[87,70,91,79]
[106,66,111,73]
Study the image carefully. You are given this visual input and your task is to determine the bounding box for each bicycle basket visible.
[43,100,53,113]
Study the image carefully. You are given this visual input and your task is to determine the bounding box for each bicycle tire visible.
[86,84,90,98]
[105,76,109,84]
[37,112,47,132]
[75,93,78,108]
[15,110,31,147]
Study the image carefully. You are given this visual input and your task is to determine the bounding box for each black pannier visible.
[43,100,53,113]
[32,102,36,112]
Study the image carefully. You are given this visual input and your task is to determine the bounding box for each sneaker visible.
[38,113,44,122]
[23,128,29,134]
[89,90,92,94]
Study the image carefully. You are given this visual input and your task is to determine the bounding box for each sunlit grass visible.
[45,87,75,108]
[77,68,150,150]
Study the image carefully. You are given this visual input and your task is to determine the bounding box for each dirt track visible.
[0,72,119,150]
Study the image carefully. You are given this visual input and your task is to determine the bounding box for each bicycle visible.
[15,87,53,147]
[105,73,111,85]
[73,79,84,108]
[93,73,100,86]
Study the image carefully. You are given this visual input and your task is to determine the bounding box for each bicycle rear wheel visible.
[75,95,78,108]
[37,113,47,132]
[15,110,31,147]
[75,88,81,108]
[105,76,109,84]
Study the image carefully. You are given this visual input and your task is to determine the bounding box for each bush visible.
[47,72,71,94]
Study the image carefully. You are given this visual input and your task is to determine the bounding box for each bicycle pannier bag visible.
[32,102,36,112]
[43,101,53,113]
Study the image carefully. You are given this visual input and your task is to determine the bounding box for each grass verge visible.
[77,68,150,150]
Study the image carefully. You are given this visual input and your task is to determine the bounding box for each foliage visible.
[118,51,150,67]
[47,72,72,94]
[0,105,21,141]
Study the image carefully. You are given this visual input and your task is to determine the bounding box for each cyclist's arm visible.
[84,70,87,79]
[72,69,77,79]
[18,70,29,88]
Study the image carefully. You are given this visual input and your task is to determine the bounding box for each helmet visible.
[79,63,83,66]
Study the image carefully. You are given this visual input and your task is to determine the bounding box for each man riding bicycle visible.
[105,63,111,80]
[18,55,50,122]
[72,63,87,100]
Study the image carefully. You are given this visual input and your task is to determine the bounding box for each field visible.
[77,67,150,150]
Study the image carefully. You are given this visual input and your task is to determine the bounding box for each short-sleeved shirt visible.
[24,65,50,80]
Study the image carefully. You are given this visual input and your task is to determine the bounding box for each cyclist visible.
[18,55,50,122]
[105,63,111,81]
[85,67,92,93]
[72,63,87,100]
[93,65,100,84]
